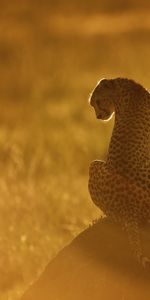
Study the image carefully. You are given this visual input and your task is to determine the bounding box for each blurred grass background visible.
[1,1,150,299]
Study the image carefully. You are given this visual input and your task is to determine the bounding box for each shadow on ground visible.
[20,217,150,300]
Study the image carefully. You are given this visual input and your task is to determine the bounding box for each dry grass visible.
[1,2,150,299]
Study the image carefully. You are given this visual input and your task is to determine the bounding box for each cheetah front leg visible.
[124,216,150,268]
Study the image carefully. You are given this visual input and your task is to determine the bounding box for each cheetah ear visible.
[99,78,114,89]
[99,78,108,86]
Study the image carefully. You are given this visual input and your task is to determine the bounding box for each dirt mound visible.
[21,218,150,300]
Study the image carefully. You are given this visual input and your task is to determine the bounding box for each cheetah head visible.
[89,77,150,120]
[89,78,115,121]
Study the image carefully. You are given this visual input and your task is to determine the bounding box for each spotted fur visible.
[88,78,150,267]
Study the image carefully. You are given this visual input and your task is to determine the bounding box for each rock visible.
[20,218,150,300]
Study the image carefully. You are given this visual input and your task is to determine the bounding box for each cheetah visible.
[88,78,150,267]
